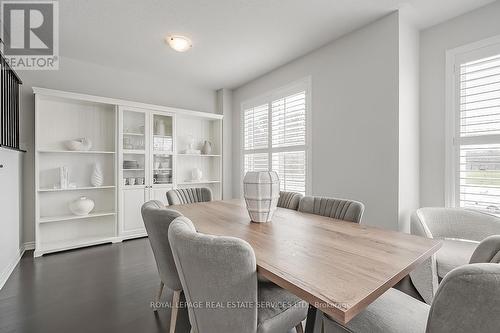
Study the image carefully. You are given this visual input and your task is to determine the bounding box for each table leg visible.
[304,304,318,333]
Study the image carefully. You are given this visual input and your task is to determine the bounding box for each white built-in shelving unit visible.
[34,87,223,257]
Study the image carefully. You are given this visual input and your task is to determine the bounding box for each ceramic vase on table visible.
[69,196,95,216]
[243,171,280,223]
[90,163,103,187]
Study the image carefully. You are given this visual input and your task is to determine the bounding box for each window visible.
[242,79,310,195]
[447,38,500,214]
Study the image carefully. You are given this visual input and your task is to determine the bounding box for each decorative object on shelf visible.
[136,177,145,185]
[202,140,213,155]
[123,160,139,169]
[155,119,167,136]
[123,137,133,149]
[65,138,92,151]
[90,163,104,187]
[184,135,201,154]
[153,136,172,152]
[243,171,280,223]
[59,166,69,189]
[127,177,136,186]
[191,168,203,181]
[154,171,171,184]
[154,161,160,169]
[69,196,95,216]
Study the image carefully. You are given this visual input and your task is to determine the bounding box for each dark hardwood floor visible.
[0,238,190,333]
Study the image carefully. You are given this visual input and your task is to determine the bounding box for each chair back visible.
[141,200,183,291]
[166,187,213,205]
[470,235,500,264]
[426,263,500,333]
[298,196,364,223]
[411,208,500,241]
[277,191,303,210]
[168,216,258,333]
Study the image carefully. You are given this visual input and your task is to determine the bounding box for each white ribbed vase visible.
[91,163,103,187]
[243,171,280,223]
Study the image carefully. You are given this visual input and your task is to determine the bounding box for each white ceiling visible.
[60,0,496,89]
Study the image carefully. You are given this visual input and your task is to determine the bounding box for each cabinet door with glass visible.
[149,111,175,204]
[118,106,149,236]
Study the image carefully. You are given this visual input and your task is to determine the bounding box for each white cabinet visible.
[118,107,175,238]
[34,87,223,256]
[121,188,148,236]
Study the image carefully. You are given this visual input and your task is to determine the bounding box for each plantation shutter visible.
[458,53,500,213]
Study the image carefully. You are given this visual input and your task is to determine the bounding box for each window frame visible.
[445,35,500,208]
[240,77,312,197]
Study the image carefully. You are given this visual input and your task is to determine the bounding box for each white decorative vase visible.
[243,171,280,223]
[191,168,202,181]
[201,140,212,155]
[155,120,166,136]
[90,163,103,187]
[69,196,95,216]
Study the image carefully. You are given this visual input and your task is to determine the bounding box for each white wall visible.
[232,13,402,230]
[420,1,500,207]
[18,56,217,244]
[398,13,420,232]
[216,88,233,199]
[0,149,23,289]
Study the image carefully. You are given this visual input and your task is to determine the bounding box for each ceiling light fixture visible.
[165,35,192,52]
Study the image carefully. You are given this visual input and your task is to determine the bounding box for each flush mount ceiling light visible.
[165,35,192,52]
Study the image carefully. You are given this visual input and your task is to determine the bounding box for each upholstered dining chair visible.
[409,207,500,303]
[277,191,303,210]
[141,200,184,333]
[168,216,308,333]
[323,235,500,333]
[166,187,213,205]
[298,196,365,223]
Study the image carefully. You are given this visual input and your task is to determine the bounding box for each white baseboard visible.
[0,242,34,290]
[23,241,35,251]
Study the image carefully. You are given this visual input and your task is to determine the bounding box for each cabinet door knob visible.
[0,164,3,168]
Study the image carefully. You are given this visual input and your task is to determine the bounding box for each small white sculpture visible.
[91,163,103,187]
[69,196,95,216]
[65,138,92,151]
[243,171,280,223]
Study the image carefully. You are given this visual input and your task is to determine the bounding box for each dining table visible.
[170,199,442,332]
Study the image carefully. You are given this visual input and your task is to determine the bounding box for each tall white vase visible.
[243,171,280,223]
[91,163,103,187]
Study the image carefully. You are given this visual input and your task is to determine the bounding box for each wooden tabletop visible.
[171,199,441,325]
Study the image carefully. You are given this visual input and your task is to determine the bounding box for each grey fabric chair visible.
[166,187,213,205]
[409,207,500,303]
[168,216,308,333]
[277,191,303,210]
[141,200,184,333]
[298,196,365,223]
[323,235,500,333]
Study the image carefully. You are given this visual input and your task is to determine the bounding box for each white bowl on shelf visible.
[65,138,92,151]
[69,196,95,216]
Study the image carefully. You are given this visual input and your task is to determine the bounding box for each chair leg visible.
[153,281,164,312]
[169,290,181,333]
[296,322,304,333]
